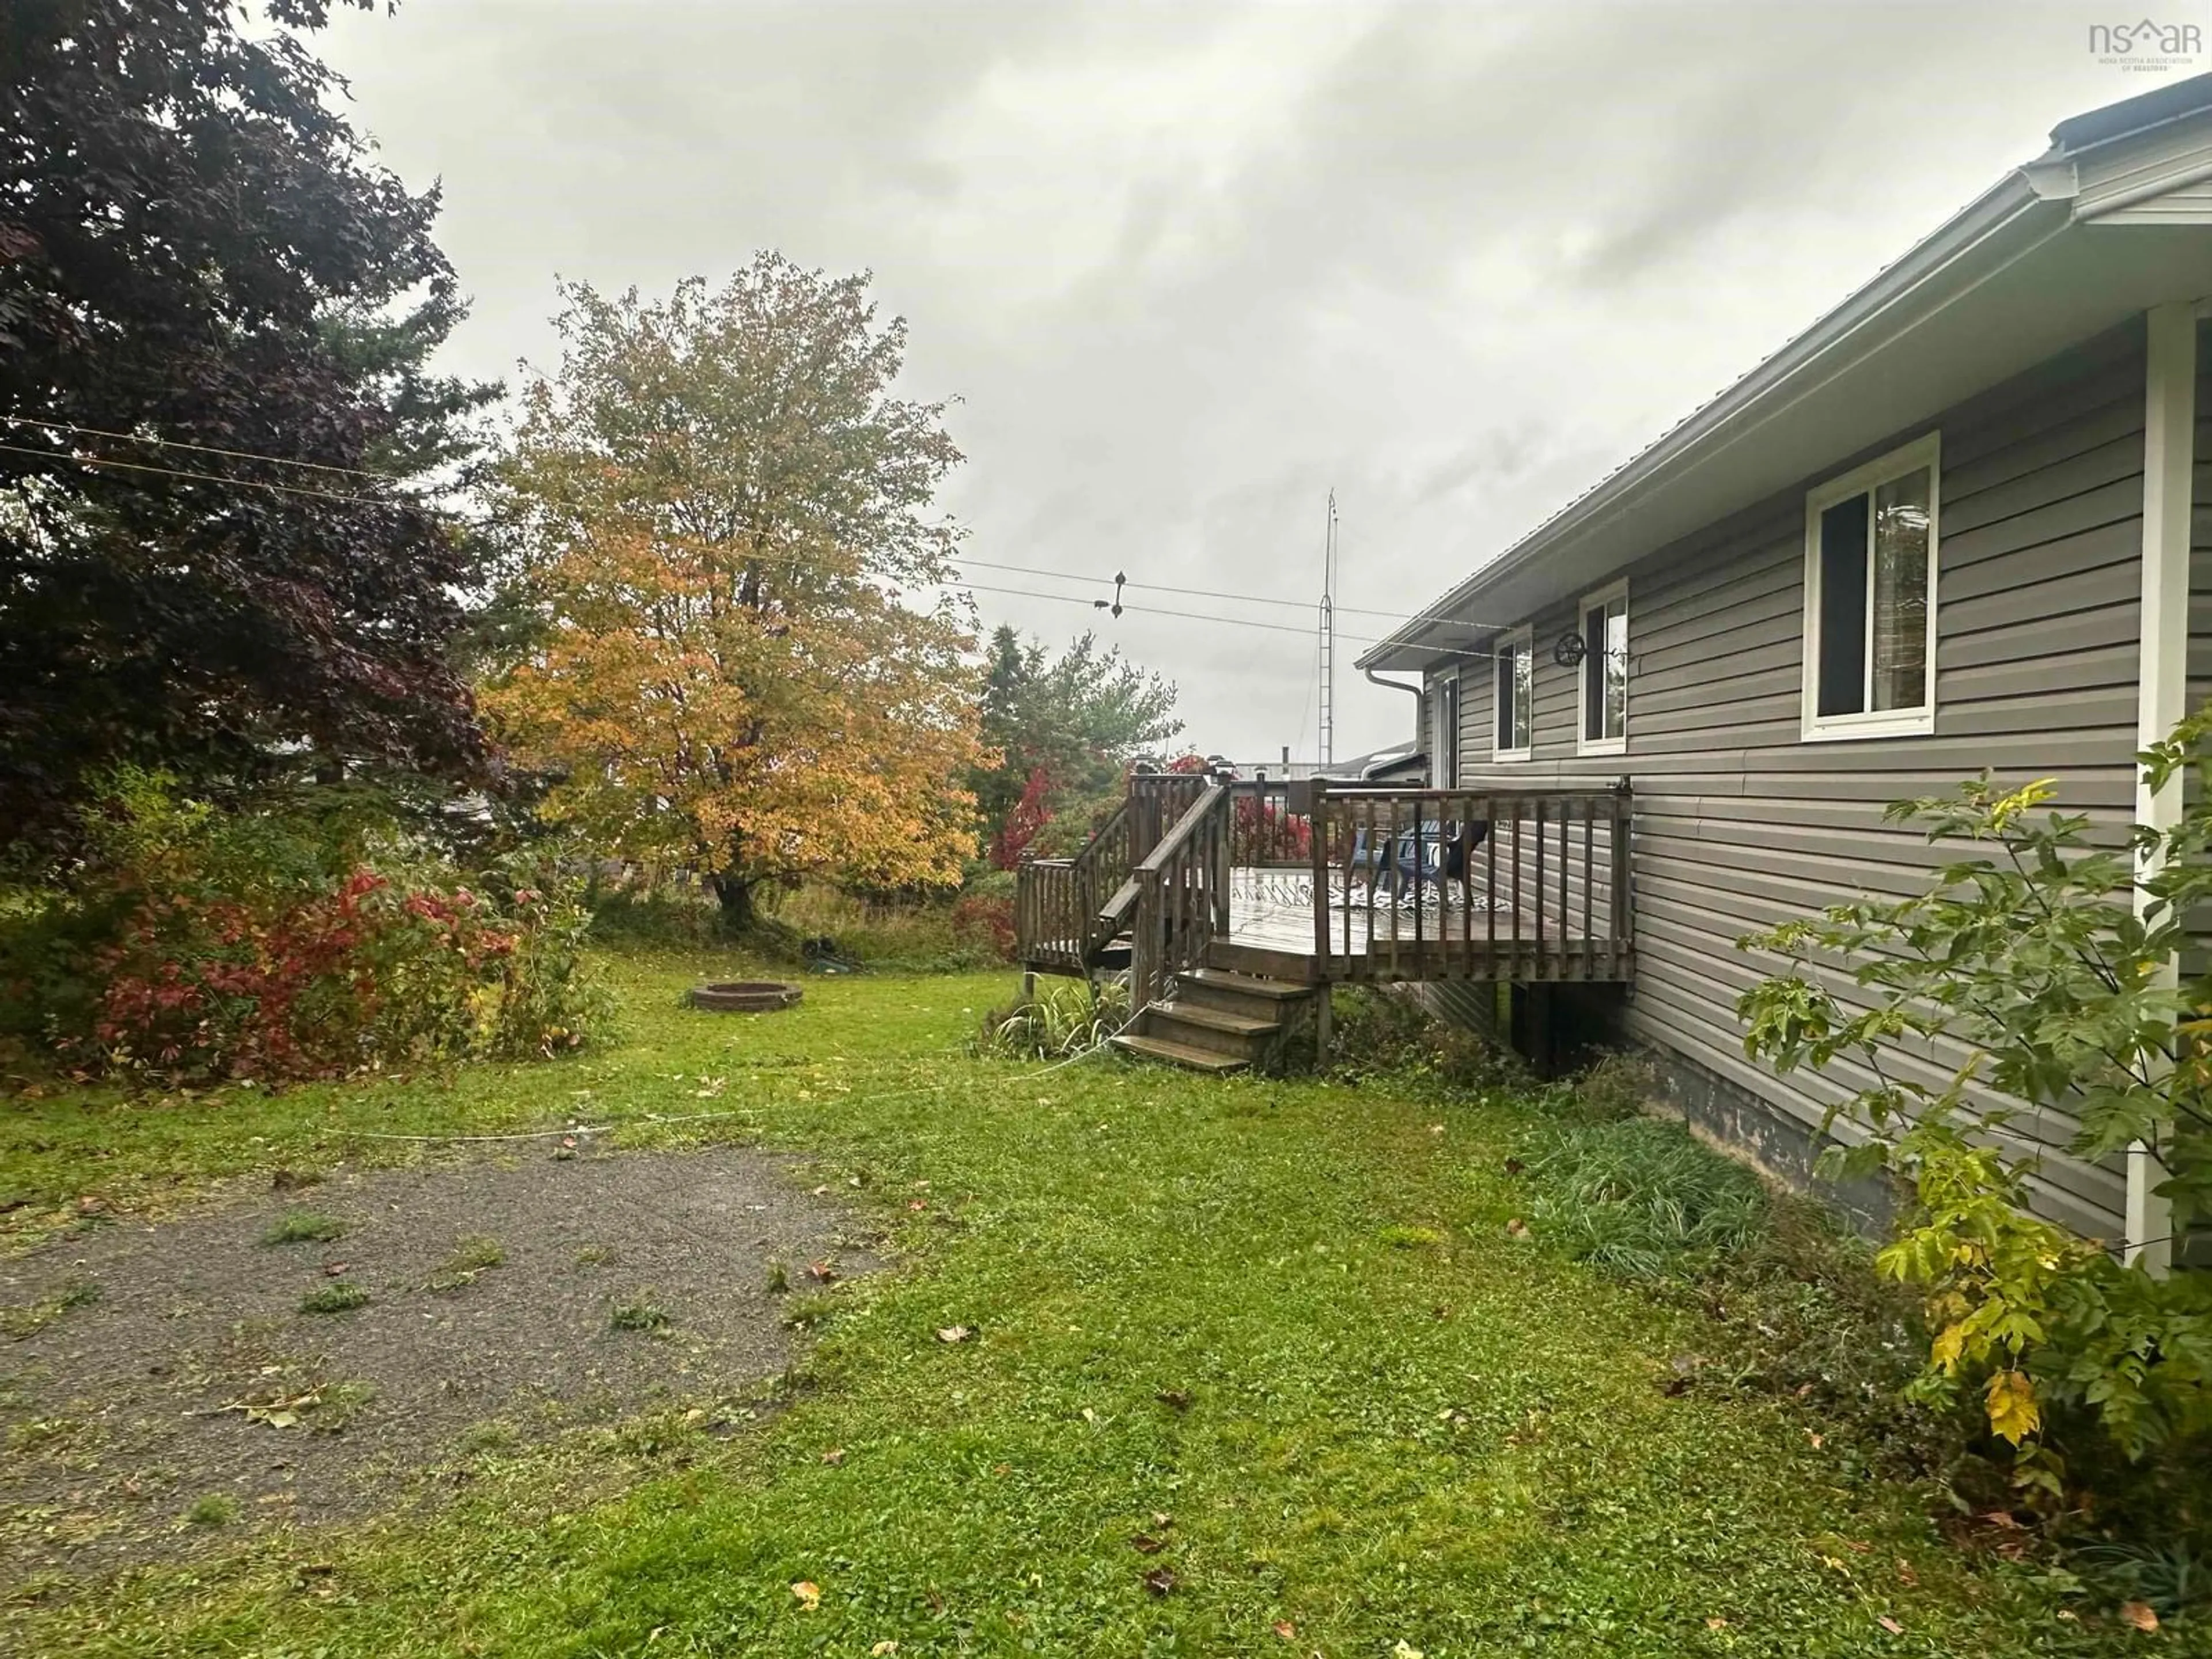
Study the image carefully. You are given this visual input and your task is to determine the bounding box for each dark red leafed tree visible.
[0,0,495,849]
[990,766,1054,869]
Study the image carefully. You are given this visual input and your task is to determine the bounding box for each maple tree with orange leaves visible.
[482,258,987,927]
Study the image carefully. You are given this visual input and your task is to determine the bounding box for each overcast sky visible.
[321,0,2188,764]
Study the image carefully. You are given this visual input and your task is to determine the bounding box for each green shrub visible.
[1738,709,2212,1482]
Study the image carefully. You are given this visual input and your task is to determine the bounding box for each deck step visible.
[1109,1033,1251,1074]
[1180,968,1314,1001]
[1145,1001,1278,1060]
[1152,1001,1277,1037]
[1175,967,1316,1023]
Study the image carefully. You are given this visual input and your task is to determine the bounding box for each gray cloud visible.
[325,0,2158,762]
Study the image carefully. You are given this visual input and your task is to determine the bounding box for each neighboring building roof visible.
[1359,73,2212,673]
[1330,742,1425,781]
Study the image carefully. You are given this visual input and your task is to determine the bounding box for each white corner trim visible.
[1492,624,1533,762]
[1575,579,1629,757]
[1799,431,1942,743]
[2127,302,2195,1275]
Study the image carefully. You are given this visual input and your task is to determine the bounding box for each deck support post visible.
[1313,979,1331,1065]
[2128,302,2194,1275]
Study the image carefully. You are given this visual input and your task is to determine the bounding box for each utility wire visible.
[954,554,1417,623]
[1,420,1505,652]
[1,415,409,484]
[0,440,403,509]
[939,575,1499,664]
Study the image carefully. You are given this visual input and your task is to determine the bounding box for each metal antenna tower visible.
[1319,490,1338,769]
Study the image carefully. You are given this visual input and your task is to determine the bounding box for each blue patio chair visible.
[1345,819,1489,900]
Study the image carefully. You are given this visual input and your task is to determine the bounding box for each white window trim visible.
[1431,670,1461,788]
[1492,625,1533,762]
[1575,579,1629,757]
[1800,431,1941,743]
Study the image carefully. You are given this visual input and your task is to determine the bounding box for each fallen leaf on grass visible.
[1503,1157,1525,1176]
[2120,1601,2159,1633]
[870,1644,899,1656]
[1130,1533,1164,1554]
[1504,1218,1529,1238]
[1152,1511,1172,1528]
[1272,1619,1297,1639]
[935,1325,971,1343]
[1895,1558,1918,1586]
[1143,1567,1176,1596]
[908,1199,927,1212]
[1156,1389,1191,1412]
[1705,1618,1728,1630]
[1391,1642,1425,1659]
[806,1260,838,1284]
[811,1185,830,1196]
[790,1581,821,1612]
[321,1262,349,1277]
[821,1448,845,1466]
[1877,1615,1903,1634]
[1807,1432,1825,1449]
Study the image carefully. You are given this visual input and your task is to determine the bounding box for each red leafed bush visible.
[3,770,611,1082]
[950,894,1016,962]
[1231,796,1312,865]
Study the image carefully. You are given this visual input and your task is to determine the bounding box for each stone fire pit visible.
[687,980,804,1013]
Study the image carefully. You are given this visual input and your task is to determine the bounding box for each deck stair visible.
[1109,967,1317,1073]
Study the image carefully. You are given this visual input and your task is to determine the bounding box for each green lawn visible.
[0,957,2130,1656]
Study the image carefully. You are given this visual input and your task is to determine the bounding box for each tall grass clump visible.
[1525,1116,1770,1279]
[982,977,1129,1060]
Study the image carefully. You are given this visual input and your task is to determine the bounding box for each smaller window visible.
[1493,626,1532,760]
[1802,433,1939,741]
[1577,582,1628,755]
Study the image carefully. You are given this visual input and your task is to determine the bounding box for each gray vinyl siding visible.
[1423,320,2153,1243]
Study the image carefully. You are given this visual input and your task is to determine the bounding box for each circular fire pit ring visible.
[688,980,804,1014]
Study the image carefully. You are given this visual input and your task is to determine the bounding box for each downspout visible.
[2128,301,2195,1276]
[1365,665,1427,762]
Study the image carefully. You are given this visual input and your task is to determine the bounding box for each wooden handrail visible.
[1134,783,1228,873]
[1128,784,1232,1012]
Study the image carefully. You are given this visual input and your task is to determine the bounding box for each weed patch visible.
[182,1494,237,1528]
[298,1281,369,1316]
[425,1233,505,1292]
[609,1299,671,1334]
[261,1209,344,1246]
[1,1279,100,1339]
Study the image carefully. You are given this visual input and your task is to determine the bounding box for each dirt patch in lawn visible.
[0,1145,877,1583]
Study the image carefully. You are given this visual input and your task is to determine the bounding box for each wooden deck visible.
[1016,778,1636,995]
[1212,868,1632,984]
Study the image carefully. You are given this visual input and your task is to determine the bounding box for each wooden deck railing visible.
[1307,782,1633,983]
[1014,795,1139,974]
